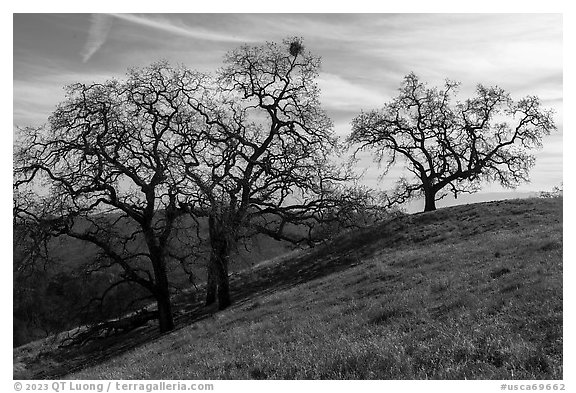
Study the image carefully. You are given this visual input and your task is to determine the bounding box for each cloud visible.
[81,14,114,63]
[13,70,126,128]
[109,13,256,43]
[317,72,388,112]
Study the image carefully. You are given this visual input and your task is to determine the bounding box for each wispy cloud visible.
[317,73,388,112]
[13,69,126,127]
[81,14,114,62]
[109,13,256,43]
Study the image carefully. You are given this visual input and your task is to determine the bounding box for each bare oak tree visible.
[179,38,365,309]
[14,39,372,335]
[13,62,206,333]
[348,73,556,212]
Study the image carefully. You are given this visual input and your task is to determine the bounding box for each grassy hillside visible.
[14,197,562,380]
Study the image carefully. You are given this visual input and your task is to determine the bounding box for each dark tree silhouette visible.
[178,38,365,309]
[348,73,556,212]
[13,62,207,333]
[14,38,372,335]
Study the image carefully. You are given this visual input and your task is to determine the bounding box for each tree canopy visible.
[179,37,365,308]
[13,62,209,332]
[348,73,556,211]
[13,38,369,335]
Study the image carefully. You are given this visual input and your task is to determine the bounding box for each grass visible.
[15,197,562,380]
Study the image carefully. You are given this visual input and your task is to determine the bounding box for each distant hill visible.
[13,212,300,347]
[402,191,539,213]
[14,197,562,380]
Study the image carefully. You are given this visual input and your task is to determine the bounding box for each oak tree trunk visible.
[205,258,218,306]
[155,288,175,333]
[205,243,232,310]
[146,230,175,333]
[424,187,437,212]
[215,252,231,310]
[205,215,232,310]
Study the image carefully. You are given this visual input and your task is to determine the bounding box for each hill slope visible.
[15,197,562,380]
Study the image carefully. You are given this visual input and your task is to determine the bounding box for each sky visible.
[12,13,563,199]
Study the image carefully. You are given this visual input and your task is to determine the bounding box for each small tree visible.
[13,62,206,333]
[348,73,556,212]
